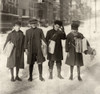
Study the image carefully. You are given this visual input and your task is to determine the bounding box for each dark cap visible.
[54,20,63,26]
[29,19,38,24]
[71,20,80,30]
[13,21,21,26]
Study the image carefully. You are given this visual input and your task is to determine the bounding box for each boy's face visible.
[54,24,60,31]
[31,23,38,28]
[13,25,20,31]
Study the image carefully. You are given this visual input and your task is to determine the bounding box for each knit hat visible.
[54,20,63,26]
[71,20,80,30]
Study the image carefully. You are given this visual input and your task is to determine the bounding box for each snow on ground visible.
[0,17,100,94]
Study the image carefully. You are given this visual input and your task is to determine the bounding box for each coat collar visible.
[12,30,21,33]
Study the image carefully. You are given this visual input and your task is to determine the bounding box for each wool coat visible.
[65,31,87,66]
[46,29,66,61]
[24,27,46,64]
[4,30,25,68]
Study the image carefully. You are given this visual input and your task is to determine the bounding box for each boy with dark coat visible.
[65,21,90,81]
[25,19,46,81]
[4,21,25,82]
[46,20,66,79]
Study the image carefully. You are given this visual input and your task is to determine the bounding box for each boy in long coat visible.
[24,19,46,81]
[65,21,90,81]
[4,21,25,82]
[46,20,66,79]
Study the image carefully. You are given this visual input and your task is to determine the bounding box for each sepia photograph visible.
[0,0,100,94]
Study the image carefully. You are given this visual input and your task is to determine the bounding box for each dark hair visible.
[54,20,63,27]
[71,21,80,30]
[13,21,22,26]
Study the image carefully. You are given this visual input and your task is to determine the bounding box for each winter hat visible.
[13,20,22,26]
[54,20,63,27]
[29,19,38,24]
[71,20,80,30]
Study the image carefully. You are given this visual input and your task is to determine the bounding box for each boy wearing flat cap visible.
[65,20,90,81]
[25,19,46,81]
[46,20,66,79]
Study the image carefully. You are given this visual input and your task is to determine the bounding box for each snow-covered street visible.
[0,17,100,94]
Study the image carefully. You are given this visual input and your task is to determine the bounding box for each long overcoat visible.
[65,31,85,66]
[24,27,46,64]
[4,30,25,68]
[46,29,66,61]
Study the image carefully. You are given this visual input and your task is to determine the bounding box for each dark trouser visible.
[48,60,64,79]
[29,64,34,78]
[48,60,62,70]
[69,66,82,81]
[70,66,81,76]
[29,53,43,79]
[29,63,43,78]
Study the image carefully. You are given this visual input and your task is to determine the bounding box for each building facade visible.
[0,0,64,31]
[36,0,54,25]
[0,0,19,31]
[0,0,38,31]
[18,0,38,25]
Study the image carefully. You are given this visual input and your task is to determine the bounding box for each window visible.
[22,9,26,16]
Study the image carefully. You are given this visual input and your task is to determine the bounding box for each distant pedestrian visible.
[65,20,90,81]
[25,19,46,81]
[46,20,66,79]
[4,21,25,82]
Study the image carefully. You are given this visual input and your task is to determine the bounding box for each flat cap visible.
[29,19,38,24]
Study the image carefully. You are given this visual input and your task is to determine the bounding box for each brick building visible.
[0,0,19,31]
[0,0,62,31]
[0,0,38,31]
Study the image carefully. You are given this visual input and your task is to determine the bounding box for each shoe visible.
[15,76,22,81]
[39,76,45,81]
[11,77,15,82]
[28,77,33,81]
[78,76,82,81]
[69,75,73,80]
[58,75,64,79]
